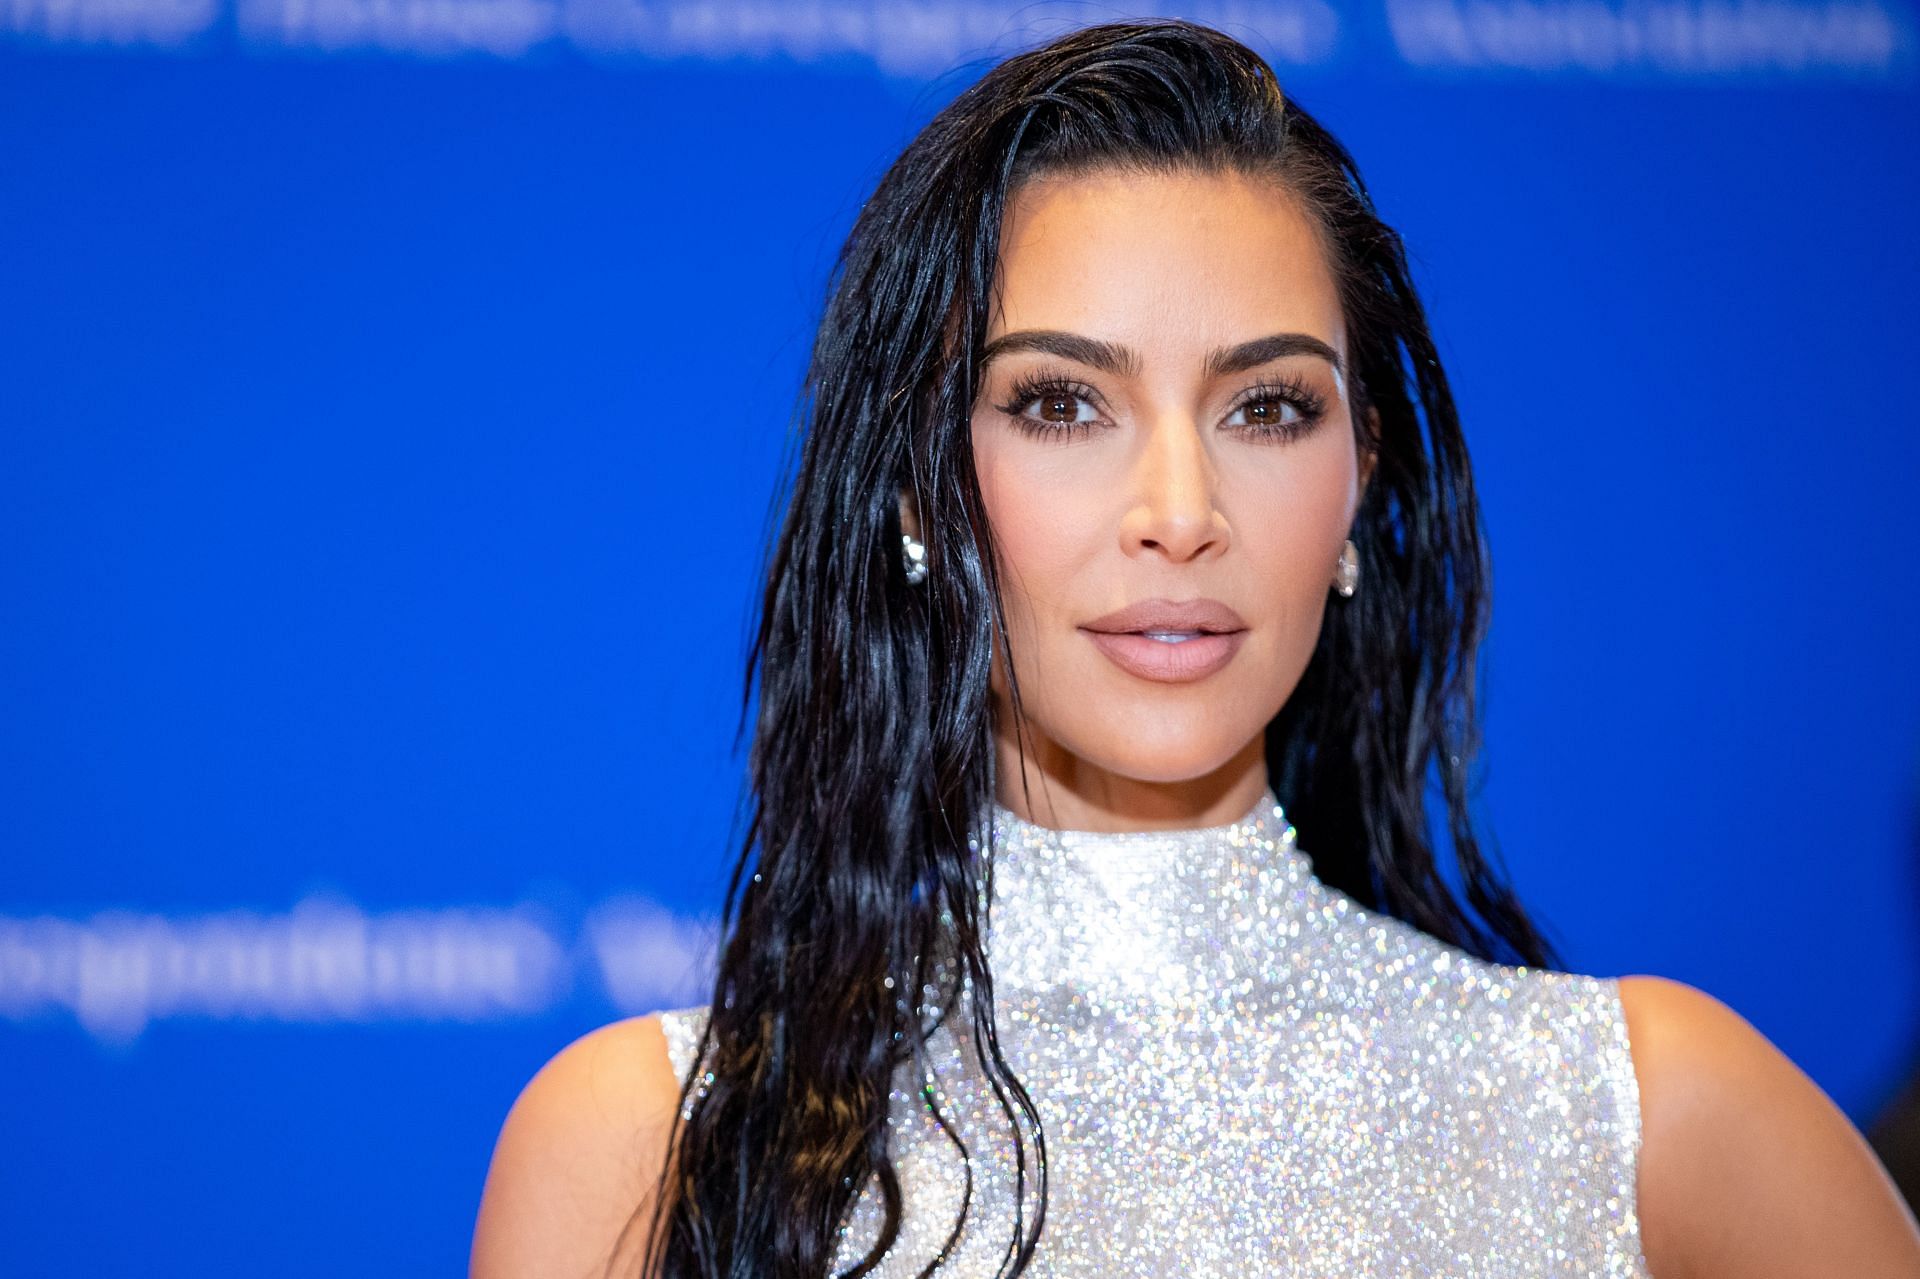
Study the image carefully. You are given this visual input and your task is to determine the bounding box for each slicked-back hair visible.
[625,18,1561,1279]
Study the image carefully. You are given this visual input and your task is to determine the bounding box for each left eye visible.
[1225,396,1302,430]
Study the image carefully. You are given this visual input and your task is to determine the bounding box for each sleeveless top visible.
[658,790,1652,1277]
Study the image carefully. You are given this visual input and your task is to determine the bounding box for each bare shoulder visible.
[470,1013,687,1279]
[1617,975,1920,1279]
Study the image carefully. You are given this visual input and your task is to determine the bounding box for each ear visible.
[897,489,923,542]
[1358,406,1381,500]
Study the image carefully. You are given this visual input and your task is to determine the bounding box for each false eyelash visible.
[994,368,1330,441]
[1230,373,1329,439]
[995,370,1105,437]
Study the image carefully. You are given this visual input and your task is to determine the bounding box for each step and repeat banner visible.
[3,2,1918,1273]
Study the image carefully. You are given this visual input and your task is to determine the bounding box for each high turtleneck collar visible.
[986,787,1299,867]
[975,787,1319,1001]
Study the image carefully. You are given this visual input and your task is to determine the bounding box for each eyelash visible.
[993,369,1329,442]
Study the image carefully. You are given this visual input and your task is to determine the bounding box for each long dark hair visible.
[629,18,1562,1278]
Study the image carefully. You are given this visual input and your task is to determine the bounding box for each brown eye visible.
[1232,396,1300,429]
[1036,391,1083,423]
[1224,379,1328,440]
[998,378,1102,431]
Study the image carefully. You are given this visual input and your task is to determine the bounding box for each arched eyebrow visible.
[978,329,1345,381]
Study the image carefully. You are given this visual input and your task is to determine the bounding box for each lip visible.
[1079,597,1248,684]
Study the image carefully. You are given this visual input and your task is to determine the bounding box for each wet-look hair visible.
[627,18,1562,1279]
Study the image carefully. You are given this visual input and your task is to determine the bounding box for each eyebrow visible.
[978,329,1345,381]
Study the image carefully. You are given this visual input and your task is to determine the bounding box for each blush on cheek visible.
[971,441,1030,690]
[972,432,1081,605]
[976,429,1129,586]
[1230,447,1356,589]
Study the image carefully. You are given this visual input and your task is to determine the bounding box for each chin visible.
[1059,721,1266,786]
[1003,661,1284,785]
[1100,756,1249,787]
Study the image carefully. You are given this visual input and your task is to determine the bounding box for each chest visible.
[831,988,1649,1278]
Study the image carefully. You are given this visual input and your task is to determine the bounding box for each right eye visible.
[998,377,1103,433]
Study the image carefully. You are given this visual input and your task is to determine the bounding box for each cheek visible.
[1228,446,1356,653]
[971,427,1105,715]
[1233,464,1353,598]
[972,428,1107,618]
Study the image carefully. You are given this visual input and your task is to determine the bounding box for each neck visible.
[977,785,1312,1000]
[991,725,1270,834]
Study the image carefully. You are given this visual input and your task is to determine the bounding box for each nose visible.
[1119,414,1230,563]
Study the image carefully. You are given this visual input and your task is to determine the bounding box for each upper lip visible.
[1080,598,1247,635]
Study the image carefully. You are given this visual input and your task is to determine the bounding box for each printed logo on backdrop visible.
[2,0,1908,78]
[0,0,1343,63]
[1386,0,1908,75]
[0,893,718,1046]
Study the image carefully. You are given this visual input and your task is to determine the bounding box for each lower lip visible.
[1082,629,1247,683]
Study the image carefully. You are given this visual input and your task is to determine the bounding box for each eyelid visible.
[1227,373,1329,414]
[995,366,1332,437]
[997,367,1112,421]
[1220,373,1330,440]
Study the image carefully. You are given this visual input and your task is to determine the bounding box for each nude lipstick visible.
[1079,598,1248,684]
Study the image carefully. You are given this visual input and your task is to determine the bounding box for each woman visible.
[471,19,1920,1278]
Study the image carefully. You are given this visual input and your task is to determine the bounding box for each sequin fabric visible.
[658,790,1650,1277]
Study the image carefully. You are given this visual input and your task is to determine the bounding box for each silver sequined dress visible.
[658,790,1651,1277]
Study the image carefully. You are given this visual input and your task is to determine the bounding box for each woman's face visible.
[965,165,1373,826]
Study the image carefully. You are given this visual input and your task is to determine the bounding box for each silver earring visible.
[901,533,929,586]
[1333,538,1359,598]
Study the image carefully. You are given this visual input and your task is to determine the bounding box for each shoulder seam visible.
[1606,975,1657,1277]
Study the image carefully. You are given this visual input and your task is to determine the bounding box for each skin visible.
[469,167,1920,1278]
[950,165,1371,834]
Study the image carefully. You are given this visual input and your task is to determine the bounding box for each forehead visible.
[987,166,1344,366]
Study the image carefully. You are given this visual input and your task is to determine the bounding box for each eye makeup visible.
[992,366,1331,443]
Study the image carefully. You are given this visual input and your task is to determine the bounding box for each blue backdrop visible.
[3,2,1918,1273]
